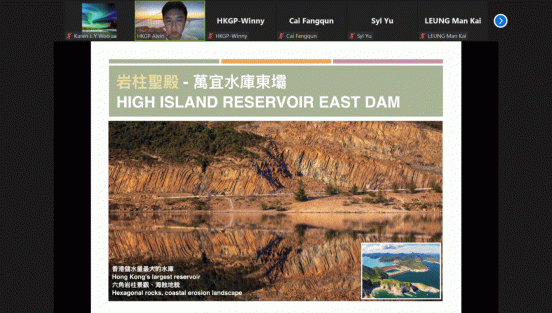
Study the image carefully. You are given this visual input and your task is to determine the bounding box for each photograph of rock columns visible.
[108,121,443,301]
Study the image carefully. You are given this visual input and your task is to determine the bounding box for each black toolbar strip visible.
[65,1,489,41]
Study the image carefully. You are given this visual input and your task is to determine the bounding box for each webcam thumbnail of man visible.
[82,3,117,32]
[135,1,205,40]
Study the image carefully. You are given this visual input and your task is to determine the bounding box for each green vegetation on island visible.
[430,180,443,193]
[109,121,264,166]
[362,190,387,204]
[324,184,338,195]
[406,182,417,194]
[260,201,286,211]
[294,180,308,202]
[362,265,389,281]
[416,121,442,130]
[362,266,412,289]
[396,260,428,270]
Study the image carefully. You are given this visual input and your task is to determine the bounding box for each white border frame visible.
[91,41,461,313]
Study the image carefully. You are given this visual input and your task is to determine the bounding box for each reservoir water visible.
[372,261,441,299]
[361,257,395,268]
[392,261,440,289]
[109,211,442,236]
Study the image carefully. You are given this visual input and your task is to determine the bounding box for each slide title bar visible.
[109,61,443,117]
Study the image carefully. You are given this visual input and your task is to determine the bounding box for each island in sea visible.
[361,252,440,298]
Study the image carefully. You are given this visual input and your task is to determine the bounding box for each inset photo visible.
[135,1,205,40]
[361,243,441,299]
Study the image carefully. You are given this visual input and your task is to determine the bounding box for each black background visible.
[275,1,347,40]
[347,1,418,40]
[489,2,552,313]
[2,1,551,313]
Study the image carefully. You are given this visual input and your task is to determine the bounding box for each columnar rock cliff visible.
[109,162,277,195]
[109,122,442,195]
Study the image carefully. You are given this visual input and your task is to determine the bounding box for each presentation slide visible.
[91,42,461,312]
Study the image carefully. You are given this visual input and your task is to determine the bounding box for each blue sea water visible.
[368,261,441,299]
[392,261,441,289]
[362,257,395,268]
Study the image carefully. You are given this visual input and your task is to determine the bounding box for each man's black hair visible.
[162,2,188,19]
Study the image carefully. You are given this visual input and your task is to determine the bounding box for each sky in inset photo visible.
[362,243,441,255]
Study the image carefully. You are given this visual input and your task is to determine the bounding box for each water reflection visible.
[109,211,442,237]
